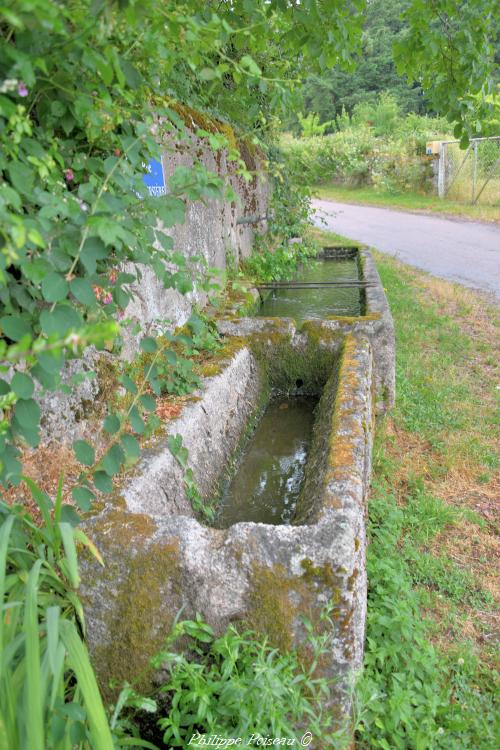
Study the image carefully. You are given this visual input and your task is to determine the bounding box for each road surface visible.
[313,199,500,298]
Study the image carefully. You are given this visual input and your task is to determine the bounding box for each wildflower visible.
[103,292,113,305]
[76,198,88,212]
[108,269,117,283]
[93,284,103,301]
[18,82,28,97]
[65,168,74,182]
[114,148,121,157]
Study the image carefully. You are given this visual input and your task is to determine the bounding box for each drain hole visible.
[296,378,304,388]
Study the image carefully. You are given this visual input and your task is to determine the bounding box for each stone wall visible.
[35,130,270,445]
[122,129,270,352]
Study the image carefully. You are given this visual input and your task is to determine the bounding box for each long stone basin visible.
[81,323,374,725]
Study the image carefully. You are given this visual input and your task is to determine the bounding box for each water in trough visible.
[216,395,317,527]
[257,255,364,320]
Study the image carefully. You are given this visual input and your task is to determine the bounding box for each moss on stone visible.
[87,512,183,699]
[246,564,297,652]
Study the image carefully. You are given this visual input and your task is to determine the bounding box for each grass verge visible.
[325,237,499,747]
[314,184,500,223]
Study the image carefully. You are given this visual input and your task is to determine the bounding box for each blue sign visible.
[142,158,166,197]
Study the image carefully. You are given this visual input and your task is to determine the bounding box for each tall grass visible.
[0,479,154,750]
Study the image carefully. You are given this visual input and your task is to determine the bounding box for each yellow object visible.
[426,140,442,156]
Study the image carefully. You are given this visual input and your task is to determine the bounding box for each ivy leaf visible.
[71,278,97,307]
[73,440,95,467]
[11,373,34,399]
[41,272,69,303]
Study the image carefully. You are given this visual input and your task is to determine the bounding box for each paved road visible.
[313,199,500,298]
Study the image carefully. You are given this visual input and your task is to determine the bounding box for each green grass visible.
[310,229,499,748]
[314,184,500,223]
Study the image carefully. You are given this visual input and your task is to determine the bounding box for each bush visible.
[281,95,452,193]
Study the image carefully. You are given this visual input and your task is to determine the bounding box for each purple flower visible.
[18,82,28,97]
[103,292,113,305]
[64,168,74,182]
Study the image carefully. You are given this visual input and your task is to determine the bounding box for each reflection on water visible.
[257,257,363,320]
[216,397,317,527]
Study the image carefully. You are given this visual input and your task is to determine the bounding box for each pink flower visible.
[64,168,74,182]
[103,292,113,305]
[18,82,28,97]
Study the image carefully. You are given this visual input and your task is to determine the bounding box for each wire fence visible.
[438,136,500,205]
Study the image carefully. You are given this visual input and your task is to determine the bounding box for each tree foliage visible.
[296,0,498,141]
[300,0,426,126]
[0,0,369,490]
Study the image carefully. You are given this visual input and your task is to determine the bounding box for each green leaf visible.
[11,372,34,399]
[118,374,137,394]
[128,406,145,435]
[119,58,143,88]
[140,337,157,353]
[121,433,140,460]
[0,315,31,341]
[72,486,95,511]
[101,443,125,476]
[157,196,185,228]
[89,216,127,246]
[40,305,83,336]
[24,560,44,750]
[73,440,95,466]
[61,505,81,526]
[103,414,120,434]
[59,522,80,587]
[92,470,113,494]
[80,237,108,274]
[14,398,40,430]
[8,161,34,195]
[58,619,115,750]
[41,272,69,303]
[139,394,156,412]
[71,278,97,306]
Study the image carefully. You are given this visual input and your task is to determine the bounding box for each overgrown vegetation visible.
[149,611,345,748]
[351,245,499,749]
[282,96,450,193]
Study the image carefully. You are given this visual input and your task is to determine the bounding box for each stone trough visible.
[81,246,394,728]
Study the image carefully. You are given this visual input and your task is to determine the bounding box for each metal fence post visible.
[438,142,446,198]
[472,140,478,203]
